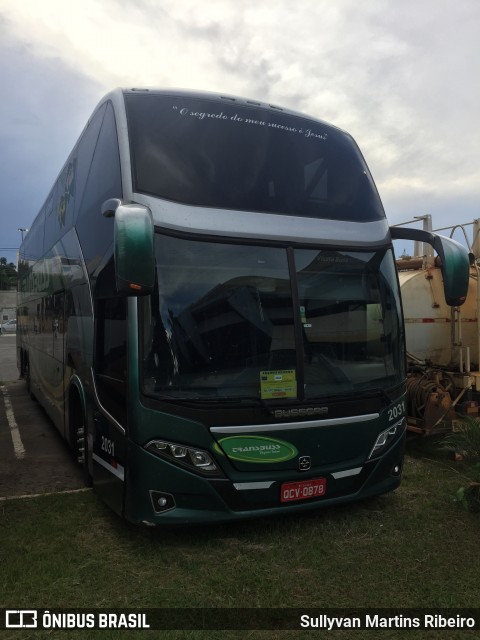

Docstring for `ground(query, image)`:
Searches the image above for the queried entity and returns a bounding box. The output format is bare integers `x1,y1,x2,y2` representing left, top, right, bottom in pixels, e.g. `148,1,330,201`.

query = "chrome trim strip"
233,481,275,491
92,453,125,481
210,413,379,434
332,467,363,479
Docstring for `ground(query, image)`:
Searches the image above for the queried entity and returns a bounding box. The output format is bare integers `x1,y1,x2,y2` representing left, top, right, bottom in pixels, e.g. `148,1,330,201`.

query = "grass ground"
1,439,479,640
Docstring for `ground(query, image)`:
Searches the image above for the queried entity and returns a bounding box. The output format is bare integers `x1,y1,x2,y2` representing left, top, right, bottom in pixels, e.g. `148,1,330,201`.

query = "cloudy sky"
1,0,479,263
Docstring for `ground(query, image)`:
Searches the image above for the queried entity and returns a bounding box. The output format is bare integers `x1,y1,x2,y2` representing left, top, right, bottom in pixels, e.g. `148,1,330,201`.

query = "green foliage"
442,416,480,459
0,256,18,290
456,482,480,512
442,417,480,511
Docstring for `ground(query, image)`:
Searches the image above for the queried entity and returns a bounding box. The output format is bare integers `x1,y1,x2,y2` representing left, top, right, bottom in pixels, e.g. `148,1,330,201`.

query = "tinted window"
294,248,405,398
141,235,403,403
20,106,105,268
21,213,45,265
96,297,127,379
76,102,122,273
125,93,384,222
44,158,77,252
95,295,127,424
142,236,294,400
74,104,105,221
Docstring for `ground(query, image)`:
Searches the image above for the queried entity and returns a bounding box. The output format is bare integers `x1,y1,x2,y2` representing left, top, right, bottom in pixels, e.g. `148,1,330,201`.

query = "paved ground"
0,334,85,498
0,333,19,383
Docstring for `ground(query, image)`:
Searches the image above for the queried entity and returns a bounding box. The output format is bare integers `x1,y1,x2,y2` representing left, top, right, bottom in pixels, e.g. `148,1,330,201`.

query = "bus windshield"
141,234,405,403
125,93,385,222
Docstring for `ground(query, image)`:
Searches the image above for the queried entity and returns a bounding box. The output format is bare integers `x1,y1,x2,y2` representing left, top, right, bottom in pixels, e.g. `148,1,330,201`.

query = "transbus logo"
218,436,298,463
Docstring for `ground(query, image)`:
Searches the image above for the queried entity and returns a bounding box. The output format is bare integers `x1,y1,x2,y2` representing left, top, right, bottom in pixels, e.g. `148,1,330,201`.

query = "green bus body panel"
17,228,94,443
127,391,404,475
123,433,404,525
390,227,470,306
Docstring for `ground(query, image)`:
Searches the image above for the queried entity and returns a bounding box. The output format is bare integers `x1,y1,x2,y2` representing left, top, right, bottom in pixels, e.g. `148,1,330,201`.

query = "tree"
0,257,18,290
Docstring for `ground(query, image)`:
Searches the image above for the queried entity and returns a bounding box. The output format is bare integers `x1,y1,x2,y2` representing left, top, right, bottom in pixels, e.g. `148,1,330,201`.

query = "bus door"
92,295,128,515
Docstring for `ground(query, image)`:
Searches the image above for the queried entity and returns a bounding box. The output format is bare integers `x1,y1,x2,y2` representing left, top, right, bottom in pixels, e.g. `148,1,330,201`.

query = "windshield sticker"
172,105,328,140
300,308,312,329
260,370,297,400
218,435,298,463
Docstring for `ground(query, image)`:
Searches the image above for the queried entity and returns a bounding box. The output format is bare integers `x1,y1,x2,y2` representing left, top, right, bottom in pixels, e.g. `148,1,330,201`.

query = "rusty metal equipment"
406,367,457,434
396,218,480,435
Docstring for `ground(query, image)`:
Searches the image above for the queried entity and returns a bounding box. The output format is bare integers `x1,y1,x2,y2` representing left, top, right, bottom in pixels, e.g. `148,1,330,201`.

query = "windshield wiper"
305,387,393,406
151,390,276,412
354,387,394,405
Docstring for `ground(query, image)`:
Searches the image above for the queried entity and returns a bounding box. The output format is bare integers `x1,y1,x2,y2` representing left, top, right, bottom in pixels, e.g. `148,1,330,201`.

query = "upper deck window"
125,93,385,222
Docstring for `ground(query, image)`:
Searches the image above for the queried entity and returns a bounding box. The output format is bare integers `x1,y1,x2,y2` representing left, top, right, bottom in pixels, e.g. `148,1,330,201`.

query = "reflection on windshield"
141,235,404,402
125,93,385,222
295,248,404,400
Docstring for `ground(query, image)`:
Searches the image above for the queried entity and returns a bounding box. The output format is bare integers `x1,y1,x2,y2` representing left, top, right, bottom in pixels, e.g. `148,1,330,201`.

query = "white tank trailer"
396,217,480,434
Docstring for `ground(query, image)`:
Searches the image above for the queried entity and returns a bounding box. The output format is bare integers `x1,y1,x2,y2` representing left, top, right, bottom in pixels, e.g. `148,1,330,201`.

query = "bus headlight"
145,439,224,477
368,418,405,460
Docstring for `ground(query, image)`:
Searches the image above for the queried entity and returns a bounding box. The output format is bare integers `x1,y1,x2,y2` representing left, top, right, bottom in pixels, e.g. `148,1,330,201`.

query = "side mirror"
113,203,155,296
390,226,469,306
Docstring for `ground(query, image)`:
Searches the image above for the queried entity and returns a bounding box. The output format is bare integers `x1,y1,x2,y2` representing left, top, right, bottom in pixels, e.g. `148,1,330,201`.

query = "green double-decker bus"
17,89,469,524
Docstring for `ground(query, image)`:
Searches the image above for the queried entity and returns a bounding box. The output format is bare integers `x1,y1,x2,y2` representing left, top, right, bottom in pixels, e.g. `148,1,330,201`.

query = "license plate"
280,477,326,503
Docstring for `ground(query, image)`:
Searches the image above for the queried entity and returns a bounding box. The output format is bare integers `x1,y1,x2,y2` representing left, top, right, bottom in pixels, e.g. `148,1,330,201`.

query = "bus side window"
95,296,127,426
76,101,122,274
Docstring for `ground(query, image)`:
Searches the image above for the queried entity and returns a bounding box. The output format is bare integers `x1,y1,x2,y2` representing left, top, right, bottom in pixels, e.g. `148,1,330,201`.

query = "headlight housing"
145,439,224,477
368,418,405,460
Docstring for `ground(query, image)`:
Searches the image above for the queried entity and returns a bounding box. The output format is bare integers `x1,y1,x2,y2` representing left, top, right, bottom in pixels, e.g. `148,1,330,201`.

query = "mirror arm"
390,226,450,264
102,198,123,218
390,226,469,307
